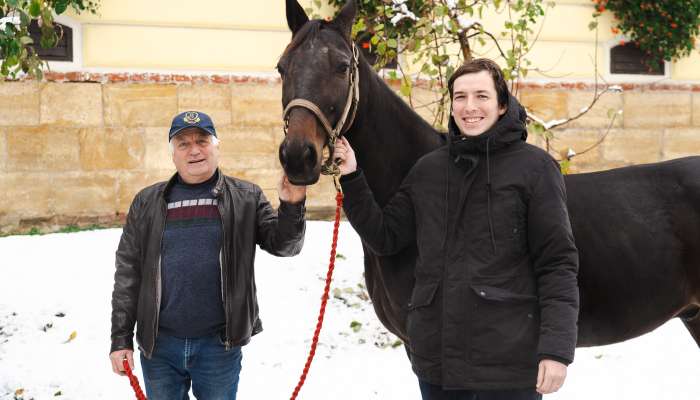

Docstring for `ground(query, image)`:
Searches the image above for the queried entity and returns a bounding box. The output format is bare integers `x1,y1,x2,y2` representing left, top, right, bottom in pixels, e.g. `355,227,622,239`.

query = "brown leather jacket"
110,170,305,358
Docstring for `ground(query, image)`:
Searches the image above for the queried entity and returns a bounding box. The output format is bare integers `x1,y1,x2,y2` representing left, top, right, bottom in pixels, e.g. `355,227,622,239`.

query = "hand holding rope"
123,357,147,400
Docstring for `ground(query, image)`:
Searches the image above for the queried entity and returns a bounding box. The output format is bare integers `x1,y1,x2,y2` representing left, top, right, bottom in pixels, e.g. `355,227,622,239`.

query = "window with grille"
610,42,664,75
28,20,73,62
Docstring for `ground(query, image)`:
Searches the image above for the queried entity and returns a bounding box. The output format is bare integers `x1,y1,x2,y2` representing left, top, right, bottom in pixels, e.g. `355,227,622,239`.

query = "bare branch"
466,27,508,60
572,111,620,158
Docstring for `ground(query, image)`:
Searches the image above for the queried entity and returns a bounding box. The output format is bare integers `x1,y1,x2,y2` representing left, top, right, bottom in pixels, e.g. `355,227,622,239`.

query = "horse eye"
336,63,350,73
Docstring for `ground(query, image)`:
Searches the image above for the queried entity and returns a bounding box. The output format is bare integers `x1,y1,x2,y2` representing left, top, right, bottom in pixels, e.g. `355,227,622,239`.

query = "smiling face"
171,128,219,184
451,70,507,137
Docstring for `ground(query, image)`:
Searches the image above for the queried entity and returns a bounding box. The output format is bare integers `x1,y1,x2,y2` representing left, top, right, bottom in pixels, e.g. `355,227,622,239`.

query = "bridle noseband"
283,42,360,176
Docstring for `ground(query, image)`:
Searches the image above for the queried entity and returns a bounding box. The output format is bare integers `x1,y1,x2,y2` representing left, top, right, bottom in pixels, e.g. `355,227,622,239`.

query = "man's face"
451,70,507,137
171,128,219,184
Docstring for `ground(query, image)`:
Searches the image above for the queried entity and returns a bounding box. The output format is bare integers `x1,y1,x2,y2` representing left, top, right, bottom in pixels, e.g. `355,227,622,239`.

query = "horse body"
279,0,700,348
567,159,700,346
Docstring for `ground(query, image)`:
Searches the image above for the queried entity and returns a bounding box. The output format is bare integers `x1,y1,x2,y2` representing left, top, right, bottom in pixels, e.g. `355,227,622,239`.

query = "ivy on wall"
593,0,700,69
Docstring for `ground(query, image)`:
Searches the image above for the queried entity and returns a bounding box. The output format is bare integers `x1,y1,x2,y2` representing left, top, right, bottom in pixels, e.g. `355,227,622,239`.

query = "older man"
109,110,306,399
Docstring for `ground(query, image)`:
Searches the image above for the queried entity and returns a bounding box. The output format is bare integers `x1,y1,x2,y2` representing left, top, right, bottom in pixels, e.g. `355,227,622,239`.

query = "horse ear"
334,0,357,39
286,0,309,35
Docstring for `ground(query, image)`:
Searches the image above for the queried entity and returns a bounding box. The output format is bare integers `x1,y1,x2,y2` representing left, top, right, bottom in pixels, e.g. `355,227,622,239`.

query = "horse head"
278,0,358,185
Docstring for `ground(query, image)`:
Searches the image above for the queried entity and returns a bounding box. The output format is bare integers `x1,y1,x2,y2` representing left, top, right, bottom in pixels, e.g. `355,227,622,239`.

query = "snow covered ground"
0,221,698,400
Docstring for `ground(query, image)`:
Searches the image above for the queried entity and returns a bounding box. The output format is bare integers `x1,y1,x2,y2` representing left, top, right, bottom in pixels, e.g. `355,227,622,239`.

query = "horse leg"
680,305,700,347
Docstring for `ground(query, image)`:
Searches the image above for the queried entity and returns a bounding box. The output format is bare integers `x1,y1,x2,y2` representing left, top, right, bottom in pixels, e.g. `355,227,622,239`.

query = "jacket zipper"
217,196,231,351
152,200,166,356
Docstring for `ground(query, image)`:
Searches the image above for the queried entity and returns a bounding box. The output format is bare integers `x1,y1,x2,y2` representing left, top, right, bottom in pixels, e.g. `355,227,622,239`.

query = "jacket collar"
160,168,224,199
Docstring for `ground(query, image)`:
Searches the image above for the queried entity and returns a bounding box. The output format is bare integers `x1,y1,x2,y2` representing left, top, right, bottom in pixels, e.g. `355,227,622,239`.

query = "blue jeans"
140,333,242,400
419,381,542,400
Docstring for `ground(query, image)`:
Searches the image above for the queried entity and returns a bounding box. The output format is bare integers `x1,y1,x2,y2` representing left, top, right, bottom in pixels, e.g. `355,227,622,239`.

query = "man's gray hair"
169,135,220,154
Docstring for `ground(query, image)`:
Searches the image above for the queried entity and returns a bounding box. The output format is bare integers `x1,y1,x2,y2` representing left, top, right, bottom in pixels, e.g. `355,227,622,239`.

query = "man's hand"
110,349,134,376
332,137,357,176
536,359,567,394
279,175,306,204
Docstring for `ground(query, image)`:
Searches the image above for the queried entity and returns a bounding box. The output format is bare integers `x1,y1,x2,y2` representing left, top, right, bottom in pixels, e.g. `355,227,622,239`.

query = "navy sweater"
158,172,225,338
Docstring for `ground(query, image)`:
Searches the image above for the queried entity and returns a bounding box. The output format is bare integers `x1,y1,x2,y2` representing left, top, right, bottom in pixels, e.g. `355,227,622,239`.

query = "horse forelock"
282,20,322,60
282,19,353,61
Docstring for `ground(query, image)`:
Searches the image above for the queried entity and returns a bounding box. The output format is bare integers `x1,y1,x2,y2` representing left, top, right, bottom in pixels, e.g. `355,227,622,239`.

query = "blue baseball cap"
168,111,217,141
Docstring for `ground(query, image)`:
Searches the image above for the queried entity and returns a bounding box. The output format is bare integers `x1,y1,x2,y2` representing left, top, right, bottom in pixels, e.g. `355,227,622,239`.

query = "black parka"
110,170,306,358
340,95,579,390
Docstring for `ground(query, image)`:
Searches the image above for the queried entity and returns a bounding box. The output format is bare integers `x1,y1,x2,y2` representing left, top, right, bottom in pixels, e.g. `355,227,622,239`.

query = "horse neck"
347,59,444,205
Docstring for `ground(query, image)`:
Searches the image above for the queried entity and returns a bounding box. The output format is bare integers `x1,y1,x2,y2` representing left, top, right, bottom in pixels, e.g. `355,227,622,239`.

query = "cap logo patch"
183,111,201,124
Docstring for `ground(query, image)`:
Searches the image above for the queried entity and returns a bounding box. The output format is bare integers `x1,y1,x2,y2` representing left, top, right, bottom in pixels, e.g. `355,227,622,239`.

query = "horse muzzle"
279,136,322,185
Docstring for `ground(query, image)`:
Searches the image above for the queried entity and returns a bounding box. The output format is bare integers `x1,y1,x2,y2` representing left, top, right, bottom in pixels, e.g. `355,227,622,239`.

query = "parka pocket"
469,284,539,367
407,281,440,310
406,282,441,370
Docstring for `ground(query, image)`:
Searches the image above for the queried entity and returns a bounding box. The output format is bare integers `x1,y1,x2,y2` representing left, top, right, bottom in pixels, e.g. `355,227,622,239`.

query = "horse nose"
279,143,289,168
303,143,316,170
278,139,317,172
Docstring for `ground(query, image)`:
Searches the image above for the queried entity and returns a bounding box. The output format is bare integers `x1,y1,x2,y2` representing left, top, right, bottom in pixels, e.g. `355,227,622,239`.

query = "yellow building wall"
63,0,700,80
69,0,307,72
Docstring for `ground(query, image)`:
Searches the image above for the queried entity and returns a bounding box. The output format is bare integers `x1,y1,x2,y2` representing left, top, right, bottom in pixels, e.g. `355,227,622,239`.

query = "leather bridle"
282,42,360,176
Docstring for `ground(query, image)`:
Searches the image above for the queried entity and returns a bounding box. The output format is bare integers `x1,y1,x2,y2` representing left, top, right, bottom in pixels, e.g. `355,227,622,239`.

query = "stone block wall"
1,74,699,234
0,73,341,234
520,83,700,173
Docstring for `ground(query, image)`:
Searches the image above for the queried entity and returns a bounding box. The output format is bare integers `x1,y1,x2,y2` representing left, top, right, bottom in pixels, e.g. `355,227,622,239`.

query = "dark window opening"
610,42,664,75
28,20,73,62
356,31,397,70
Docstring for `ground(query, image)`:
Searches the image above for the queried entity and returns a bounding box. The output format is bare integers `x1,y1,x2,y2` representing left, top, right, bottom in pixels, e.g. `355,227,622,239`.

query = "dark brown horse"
278,0,700,349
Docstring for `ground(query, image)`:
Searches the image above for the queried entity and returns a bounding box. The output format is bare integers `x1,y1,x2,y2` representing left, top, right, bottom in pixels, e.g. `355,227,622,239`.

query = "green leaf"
5,54,18,66
19,10,30,26
350,321,362,332
41,6,53,27
19,35,33,45
377,41,386,55
370,34,379,45
400,79,412,97
387,38,398,48
40,32,57,49
560,160,571,175
588,20,598,31
29,0,41,17
528,121,545,136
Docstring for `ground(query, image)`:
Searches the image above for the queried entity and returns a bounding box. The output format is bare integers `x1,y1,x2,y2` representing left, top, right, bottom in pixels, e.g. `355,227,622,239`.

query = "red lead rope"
289,191,344,400
122,358,147,400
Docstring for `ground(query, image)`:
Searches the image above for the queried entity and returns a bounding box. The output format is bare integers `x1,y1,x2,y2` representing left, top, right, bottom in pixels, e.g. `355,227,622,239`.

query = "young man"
109,111,307,399
333,59,579,400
